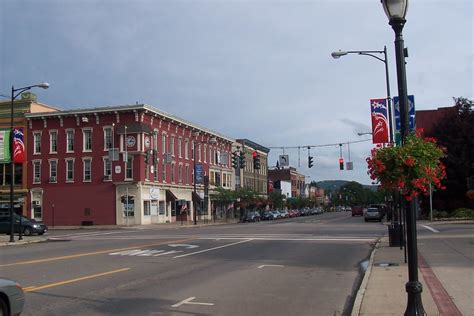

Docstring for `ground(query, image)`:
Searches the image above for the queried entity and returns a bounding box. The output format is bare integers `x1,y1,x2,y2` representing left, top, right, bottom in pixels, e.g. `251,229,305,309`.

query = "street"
1,212,386,316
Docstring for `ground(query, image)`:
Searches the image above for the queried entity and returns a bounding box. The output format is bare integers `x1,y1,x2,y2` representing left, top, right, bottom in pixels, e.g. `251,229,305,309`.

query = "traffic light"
232,151,239,169
308,156,314,168
239,152,246,169
339,158,344,170
253,151,261,170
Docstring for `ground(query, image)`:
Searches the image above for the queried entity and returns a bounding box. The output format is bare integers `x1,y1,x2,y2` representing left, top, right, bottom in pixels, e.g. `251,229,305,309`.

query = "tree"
432,97,474,210
269,191,285,209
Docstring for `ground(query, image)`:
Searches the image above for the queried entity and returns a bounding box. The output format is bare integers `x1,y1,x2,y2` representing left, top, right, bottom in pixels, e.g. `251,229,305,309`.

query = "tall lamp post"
192,132,216,225
331,47,393,143
9,82,49,242
381,1,425,315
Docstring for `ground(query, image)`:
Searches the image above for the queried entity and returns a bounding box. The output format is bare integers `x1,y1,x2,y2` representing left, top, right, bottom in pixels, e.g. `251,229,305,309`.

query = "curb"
351,237,382,316
0,238,47,247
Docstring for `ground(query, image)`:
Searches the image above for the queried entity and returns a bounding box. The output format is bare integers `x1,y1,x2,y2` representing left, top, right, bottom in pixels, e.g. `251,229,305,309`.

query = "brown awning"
166,189,177,201
192,191,203,203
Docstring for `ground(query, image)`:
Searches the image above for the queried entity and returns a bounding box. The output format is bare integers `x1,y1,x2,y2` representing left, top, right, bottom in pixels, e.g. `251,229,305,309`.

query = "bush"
432,210,449,218
450,208,474,219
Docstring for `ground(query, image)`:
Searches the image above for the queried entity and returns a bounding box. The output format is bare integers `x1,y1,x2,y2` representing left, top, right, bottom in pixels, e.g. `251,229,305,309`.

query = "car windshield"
367,208,379,213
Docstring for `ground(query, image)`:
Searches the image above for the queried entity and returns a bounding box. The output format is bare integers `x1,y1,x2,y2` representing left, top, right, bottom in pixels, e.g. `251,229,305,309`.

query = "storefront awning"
166,189,177,201
192,191,203,203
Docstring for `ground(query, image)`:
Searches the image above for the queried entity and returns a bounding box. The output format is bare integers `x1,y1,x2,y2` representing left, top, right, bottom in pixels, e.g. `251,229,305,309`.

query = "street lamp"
9,82,49,242
331,47,393,144
192,132,217,225
381,1,425,315
357,132,373,136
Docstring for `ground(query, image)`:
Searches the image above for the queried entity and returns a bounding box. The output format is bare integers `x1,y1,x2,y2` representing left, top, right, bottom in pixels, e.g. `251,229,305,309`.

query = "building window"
171,163,175,183
66,130,74,152
103,157,112,180
83,158,92,182
66,159,74,182
178,138,182,158
185,165,189,184
204,145,207,163
185,140,189,159
162,160,166,182
49,160,58,182
104,127,113,150
191,142,195,160
126,156,133,180
170,136,175,156
50,130,58,153
33,132,41,154
144,201,151,216
198,144,202,162
33,161,41,183
14,164,22,185
162,134,167,154
83,129,92,152
178,164,183,183
215,171,221,187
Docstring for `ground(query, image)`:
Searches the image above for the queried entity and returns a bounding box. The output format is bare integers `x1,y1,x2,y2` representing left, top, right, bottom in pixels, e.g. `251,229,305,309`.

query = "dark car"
260,211,273,221
352,206,365,217
0,214,48,236
243,211,261,222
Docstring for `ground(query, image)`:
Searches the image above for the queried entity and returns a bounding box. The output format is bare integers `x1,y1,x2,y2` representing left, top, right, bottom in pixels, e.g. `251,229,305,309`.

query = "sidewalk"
353,236,456,316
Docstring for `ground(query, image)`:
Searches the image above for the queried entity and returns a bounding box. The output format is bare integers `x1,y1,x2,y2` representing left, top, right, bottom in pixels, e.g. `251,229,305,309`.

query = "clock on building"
126,135,136,147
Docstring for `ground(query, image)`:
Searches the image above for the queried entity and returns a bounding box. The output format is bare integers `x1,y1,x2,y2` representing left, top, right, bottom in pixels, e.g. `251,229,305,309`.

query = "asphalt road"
1,212,387,316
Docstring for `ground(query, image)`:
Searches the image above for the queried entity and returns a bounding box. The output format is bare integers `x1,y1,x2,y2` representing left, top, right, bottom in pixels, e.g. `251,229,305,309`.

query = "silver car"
0,278,24,316
364,207,383,222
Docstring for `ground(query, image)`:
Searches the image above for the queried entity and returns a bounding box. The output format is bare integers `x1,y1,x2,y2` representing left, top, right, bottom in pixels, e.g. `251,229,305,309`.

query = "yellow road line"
24,268,130,292
0,237,195,267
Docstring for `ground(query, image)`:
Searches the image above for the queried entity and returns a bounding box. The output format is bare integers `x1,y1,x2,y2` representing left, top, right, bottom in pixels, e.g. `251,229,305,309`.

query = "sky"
1,0,472,185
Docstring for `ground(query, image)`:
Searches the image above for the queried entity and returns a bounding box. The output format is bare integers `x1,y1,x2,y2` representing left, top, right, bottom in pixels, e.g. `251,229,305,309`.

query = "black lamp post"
9,82,49,243
192,132,216,225
331,47,393,143
381,1,426,315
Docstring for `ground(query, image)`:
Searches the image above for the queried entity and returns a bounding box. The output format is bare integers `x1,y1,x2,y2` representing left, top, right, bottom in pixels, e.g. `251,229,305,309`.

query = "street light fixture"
9,82,49,242
192,132,217,225
357,132,373,136
381,1,425,315
331,47,393,144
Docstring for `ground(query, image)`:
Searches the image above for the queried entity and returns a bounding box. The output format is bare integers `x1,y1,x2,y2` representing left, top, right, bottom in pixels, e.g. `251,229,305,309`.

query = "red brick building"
25,104,234,226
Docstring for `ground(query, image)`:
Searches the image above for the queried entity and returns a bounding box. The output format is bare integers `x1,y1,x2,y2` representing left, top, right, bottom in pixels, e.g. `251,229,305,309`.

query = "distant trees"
432,97,473,210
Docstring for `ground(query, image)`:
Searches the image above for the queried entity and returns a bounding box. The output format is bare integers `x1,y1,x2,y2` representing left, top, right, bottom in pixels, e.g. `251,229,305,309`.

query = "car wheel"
0,296,8,316
38,232,45,235
23,227,32,236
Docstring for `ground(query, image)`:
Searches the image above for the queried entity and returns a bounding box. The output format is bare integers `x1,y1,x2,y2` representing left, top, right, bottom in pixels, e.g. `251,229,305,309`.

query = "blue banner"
393,95,416,132
195,164,204,184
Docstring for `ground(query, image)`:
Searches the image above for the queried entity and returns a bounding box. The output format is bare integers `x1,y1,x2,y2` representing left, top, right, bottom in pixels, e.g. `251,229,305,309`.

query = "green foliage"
450,208,474,218
210,187,235,206
269,191,285,209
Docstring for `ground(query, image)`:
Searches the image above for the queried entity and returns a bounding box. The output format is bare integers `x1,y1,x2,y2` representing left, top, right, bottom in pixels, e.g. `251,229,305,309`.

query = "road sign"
346,161,353,170
279,154,289,166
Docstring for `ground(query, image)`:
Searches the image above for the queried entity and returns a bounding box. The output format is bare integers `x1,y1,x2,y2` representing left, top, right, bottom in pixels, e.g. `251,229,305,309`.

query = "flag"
13,127,26,163
0,129,11,163
370,98,389,144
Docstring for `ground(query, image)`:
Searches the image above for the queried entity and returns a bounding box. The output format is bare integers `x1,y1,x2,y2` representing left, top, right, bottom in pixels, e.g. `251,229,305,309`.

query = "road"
1,212,387,316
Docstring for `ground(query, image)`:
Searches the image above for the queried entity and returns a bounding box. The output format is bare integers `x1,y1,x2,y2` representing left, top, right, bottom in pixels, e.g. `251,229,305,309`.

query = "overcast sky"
1,0,472,185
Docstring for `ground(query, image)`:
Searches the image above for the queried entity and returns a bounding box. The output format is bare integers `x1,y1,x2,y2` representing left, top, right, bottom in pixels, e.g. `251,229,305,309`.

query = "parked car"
364,207,383,222
243,211,261,222
288,210,298,218
260,211,273,221
279,210,289,218
0,278,24,316
0,213,48,236
351,206,365,217
271,210,282,219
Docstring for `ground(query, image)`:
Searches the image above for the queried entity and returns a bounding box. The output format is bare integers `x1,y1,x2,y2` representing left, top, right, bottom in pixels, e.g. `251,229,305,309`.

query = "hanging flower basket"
366,133,446,201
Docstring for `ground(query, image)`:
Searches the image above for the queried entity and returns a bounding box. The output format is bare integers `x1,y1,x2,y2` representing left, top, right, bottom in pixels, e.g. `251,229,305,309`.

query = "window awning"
166,189,178,201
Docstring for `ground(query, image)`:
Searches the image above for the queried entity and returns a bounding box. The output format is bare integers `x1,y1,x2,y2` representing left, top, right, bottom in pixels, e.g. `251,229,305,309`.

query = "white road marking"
173,239,252,258
258,264,284,269
168,244,199,249
172,297,214,308
198,237,376,242
420,225,440,233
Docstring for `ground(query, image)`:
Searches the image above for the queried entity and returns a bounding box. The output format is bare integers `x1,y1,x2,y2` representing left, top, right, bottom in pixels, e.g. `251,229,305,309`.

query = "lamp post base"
404,281,426,316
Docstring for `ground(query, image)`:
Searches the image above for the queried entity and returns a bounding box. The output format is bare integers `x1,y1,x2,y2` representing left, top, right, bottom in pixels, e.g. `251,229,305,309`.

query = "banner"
370,98,389,144
0,129,11,163
13,127,26,163
393,95,416,144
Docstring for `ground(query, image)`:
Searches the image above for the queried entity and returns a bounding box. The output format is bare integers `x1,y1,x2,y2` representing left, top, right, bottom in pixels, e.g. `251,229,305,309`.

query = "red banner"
370,99,389,144
13,127,26,163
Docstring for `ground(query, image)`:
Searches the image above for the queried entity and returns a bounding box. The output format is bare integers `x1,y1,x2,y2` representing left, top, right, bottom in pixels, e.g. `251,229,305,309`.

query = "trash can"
388,223,404,247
